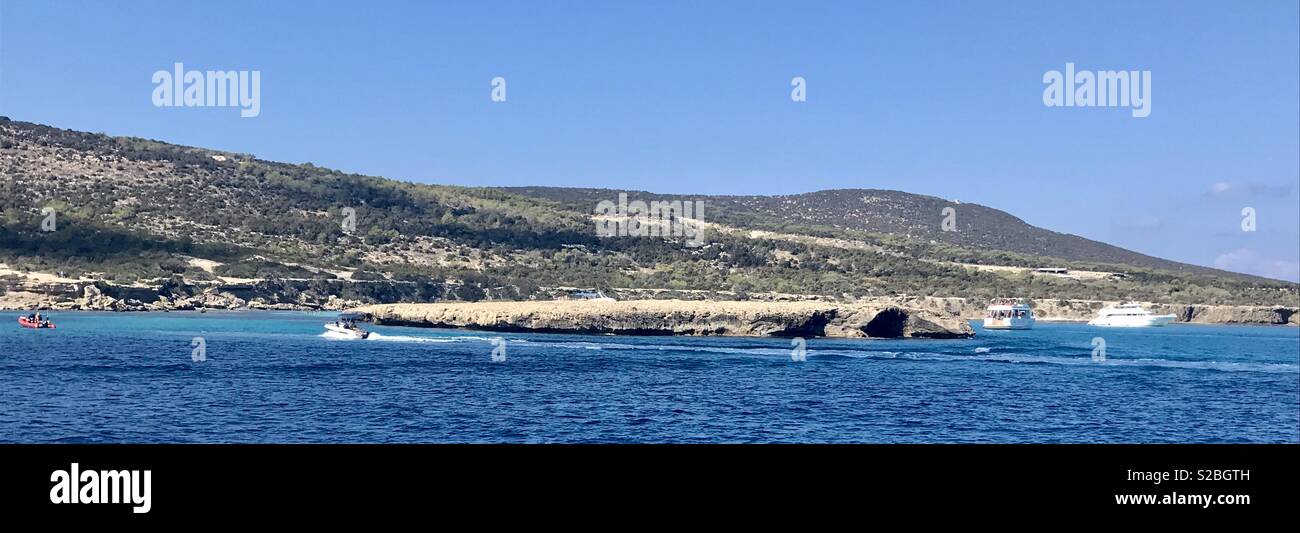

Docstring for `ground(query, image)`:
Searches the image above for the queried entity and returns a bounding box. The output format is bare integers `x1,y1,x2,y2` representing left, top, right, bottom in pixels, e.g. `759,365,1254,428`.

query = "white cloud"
1213,249,1300,282
1116,214,1163,231
1206,181,1294,199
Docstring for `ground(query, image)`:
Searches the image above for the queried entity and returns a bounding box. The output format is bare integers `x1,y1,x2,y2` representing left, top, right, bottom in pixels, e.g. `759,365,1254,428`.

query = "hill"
1,117,1295,312
505,187,1247,278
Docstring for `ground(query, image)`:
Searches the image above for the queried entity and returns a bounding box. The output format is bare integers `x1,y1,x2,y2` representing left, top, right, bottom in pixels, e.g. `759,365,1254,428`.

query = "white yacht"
983,298,1035,330
1087,302,1176,327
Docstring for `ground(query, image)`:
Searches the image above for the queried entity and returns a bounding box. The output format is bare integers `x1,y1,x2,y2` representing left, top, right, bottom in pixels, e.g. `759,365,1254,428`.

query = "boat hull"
324,323,370,339
982,317,1035,330
17,317,55,329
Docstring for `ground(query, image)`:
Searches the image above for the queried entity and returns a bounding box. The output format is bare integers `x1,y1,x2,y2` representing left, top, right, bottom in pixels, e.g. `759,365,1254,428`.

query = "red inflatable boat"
17,316,55,329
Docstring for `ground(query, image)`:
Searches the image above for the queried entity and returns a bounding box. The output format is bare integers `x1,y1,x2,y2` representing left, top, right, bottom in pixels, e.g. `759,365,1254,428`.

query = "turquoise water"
1,310,1296,443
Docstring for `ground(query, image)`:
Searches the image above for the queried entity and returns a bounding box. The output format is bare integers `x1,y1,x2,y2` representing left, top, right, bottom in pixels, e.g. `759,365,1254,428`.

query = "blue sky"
2,0,1297,280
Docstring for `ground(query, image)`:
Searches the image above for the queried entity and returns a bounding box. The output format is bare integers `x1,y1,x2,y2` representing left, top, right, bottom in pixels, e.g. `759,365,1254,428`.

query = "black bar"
1,444,1292,521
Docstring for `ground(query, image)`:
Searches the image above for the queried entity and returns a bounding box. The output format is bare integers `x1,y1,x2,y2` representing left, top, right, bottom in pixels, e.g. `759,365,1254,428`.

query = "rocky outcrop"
74,284,128,311
350,300,975,339
1154,304,1296,326
1,277,371,311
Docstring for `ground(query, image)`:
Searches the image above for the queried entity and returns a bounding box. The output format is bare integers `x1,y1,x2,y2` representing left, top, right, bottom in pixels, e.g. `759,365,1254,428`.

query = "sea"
1,310,1296,443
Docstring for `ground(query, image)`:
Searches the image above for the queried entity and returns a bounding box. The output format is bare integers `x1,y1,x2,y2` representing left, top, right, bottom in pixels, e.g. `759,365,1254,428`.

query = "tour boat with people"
983,298,1035,330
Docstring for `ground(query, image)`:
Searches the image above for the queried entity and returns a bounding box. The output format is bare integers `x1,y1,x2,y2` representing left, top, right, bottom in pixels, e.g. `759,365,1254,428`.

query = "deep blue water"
1,310,1296,443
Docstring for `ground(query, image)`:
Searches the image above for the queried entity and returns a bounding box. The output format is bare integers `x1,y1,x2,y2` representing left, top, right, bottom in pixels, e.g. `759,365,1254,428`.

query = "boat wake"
909,351,1298,373
317,330,1296,373
364,332,495,343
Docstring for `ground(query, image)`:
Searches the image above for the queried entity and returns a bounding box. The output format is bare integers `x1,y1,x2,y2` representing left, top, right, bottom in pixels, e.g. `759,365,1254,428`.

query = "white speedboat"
983,298,1035,330
324,322,369,339
324,313,370,339
1088,302,1176,327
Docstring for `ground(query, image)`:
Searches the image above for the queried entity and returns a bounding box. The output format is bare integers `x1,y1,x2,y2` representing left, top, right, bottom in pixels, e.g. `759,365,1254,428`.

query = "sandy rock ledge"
350,300,975,339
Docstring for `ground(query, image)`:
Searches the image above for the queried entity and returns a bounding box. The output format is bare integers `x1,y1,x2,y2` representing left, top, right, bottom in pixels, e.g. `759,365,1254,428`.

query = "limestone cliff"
350,300,976,339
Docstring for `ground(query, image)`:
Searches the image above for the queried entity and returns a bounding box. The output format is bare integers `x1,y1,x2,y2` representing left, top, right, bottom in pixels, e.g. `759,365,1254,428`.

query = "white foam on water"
806,350,901,359
547,342,612,350
365,332,469,343
1105,357,1297,373
323,330,1298,374
946,351,1298,373
516,340,775,355
320,331,478,343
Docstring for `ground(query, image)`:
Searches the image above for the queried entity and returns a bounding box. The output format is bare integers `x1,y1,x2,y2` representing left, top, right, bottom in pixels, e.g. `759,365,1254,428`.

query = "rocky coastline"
350,300,976,339
0,278,366,312
2,276,1294,328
